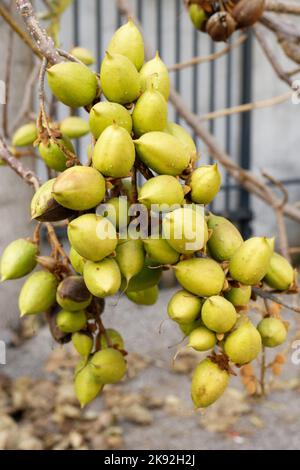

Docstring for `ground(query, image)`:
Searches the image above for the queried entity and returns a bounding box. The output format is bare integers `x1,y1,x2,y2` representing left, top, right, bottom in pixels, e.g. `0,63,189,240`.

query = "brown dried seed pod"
206,11,236,42
233,0,265,28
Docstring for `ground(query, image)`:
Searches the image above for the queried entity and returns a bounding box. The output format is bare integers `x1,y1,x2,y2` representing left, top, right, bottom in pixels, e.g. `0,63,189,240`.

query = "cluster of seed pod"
1,18,296,409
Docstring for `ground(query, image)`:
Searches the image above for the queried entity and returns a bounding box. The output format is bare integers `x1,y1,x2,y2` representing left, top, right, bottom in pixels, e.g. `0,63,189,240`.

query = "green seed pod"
100,328,125,350
175,258,225,297
89,102,132,140
224,320,262,365
107,19,144,71
264,252,294,291
83,258,121,297
167,289,202,324
125,259,162,293
68,213,118,262
70,46,95,65
207,214,243,262
12,123,37,147
132,87,167,137
100,52,141,104
56,275,92,311
138,175,184,209
191,359,229,408
31,178,74,222
18,271,58,316
72,331,93,356
163,207,208,254
224,285,252,306
103,197,129,231
47,62,98,108
74,364,103,408
257,317,287,348
53,166,105,210
56,308,87,333
188,327,217,352
74,358,86,376
229,237,275,286
190,164,221,205
90,348,126,383
201,296,237,333
165,122,197,162
116,239,145,284
179,319,202,336
39,135,75,172
1,239,38,281
189,4,207,30
143,238,180,265
126,285,159,306
92,124,135,177
140,52,170,100
134,132,190,176
69,247,86,275
59,116,90,138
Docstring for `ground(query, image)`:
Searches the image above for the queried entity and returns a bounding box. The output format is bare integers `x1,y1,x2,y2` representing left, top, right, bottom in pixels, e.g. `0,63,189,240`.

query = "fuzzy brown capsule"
206,11,236,42
233,0,265,28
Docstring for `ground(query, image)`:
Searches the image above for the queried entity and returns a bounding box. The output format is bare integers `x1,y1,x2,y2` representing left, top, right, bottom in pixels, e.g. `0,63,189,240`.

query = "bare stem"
253,287,300,313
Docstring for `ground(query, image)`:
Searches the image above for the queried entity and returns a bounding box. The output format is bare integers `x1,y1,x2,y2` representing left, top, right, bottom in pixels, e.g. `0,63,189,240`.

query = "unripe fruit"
191,359,229,408
1,239,38,281
201,296,237,333
53,166,105,210
190,164,221,205
138,175,184,210
134,132,190,176
257,317,287,348
69,247,86,275
189,5,207,30
68,214,118,262
126,285,159,306
224,320,262,364
132,87,167,137
31,179,74,222
12,123,37,147
18,271,58,316
125,260,162,293
59,116,90,138
143,238,180,265
207,214,243,261
175,258,225,297
92,124,135,177
83,258,121,297
224,285,251,306
180,319,202,336
140,52,170,100
90,348,126,383
100,329,124,350
39,135,74,172
56,276,92,311
72,331,93,356
47,62,98,108
116,239,145,284
100,52,141,104
103,197,129,232
188,326,216,352
56,308,87,333
89,102,132,140
165,122,197,162
74,364,103,408
107,19,144,71
264,252,294,291
167,290,202,324
70,46,95,65
229,237,274,285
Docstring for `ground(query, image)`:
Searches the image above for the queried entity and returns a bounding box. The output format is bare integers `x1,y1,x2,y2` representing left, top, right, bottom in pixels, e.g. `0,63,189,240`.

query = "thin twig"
265,1,300,15
3,14,13,138
260,13,300,41
11,63,40,132
253,287,300,313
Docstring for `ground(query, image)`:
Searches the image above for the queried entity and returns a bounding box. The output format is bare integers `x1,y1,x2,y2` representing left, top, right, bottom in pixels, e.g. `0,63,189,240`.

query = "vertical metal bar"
117,5,122,28
156,0,162,53
137,0,143,22
175,0,181,123
209,40,216,210
225,38,232,216
192,28,199,145
73,0,80,156
96,0,102,71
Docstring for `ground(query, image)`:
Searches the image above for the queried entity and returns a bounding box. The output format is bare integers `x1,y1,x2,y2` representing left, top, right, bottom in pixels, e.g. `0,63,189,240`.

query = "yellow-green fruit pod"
47,62,98,108
134,132,190,176
18,271,58,316
224,320,262,365
12,123,37,147
116,239,145,284
229,237,274,286
92,124,135,178
257,317,287,348
69,247,86,275
132,88,167,137
53,166,105,210
83,258,121,298
60,116,90,138
31,178,74,222
224,285,251,307
107,19,144,71
189,4,207,30
39,135,74,172
163,207,208,254
68,213,118,262
74,364,103,408
143,238,180,265
126,285,159,306
1,239,38,281
56,308,87,333
89,102,132,140
180,319,202,336
70,46,95,65
100,329,125,350
165,122,197,162
175,258,225,297
100,52,141,104
190,164,221,205
138,175,184,210
191,359,229,408
125,259,162,293
167,289,202,324
90,348,126,384
207,214,243,261
140,52,170,100
201,296,237,333
188,327,216,352
264,252,294,291
103,197,129,231
72,331,93,356
56,275,92,311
